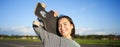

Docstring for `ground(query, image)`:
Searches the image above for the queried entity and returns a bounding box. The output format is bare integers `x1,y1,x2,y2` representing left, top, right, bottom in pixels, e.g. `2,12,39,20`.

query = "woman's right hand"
33,20,40,27
33,20,44,27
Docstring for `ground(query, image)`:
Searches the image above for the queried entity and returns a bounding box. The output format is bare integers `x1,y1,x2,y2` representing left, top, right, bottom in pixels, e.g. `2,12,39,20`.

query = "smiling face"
58,18,73,38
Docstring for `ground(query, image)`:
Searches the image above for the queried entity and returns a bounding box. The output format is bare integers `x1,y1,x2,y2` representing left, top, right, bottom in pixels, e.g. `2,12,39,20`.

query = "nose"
60,24,65,31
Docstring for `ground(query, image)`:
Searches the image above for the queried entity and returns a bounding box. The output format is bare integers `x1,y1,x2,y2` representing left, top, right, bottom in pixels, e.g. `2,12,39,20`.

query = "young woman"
33,15,80,47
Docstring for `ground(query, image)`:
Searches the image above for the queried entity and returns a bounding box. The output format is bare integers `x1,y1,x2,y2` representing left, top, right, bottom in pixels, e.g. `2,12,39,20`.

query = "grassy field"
0,38,120,47
75,38,120,47
0,39,41,42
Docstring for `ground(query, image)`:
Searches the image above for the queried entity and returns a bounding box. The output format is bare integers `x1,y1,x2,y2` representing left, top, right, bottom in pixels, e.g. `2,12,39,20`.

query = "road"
0,40,42,47
0,40,112,47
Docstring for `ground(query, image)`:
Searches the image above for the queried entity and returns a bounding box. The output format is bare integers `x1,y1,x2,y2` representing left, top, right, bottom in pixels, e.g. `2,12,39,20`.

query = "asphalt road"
0,40,42,47
0,40,112,47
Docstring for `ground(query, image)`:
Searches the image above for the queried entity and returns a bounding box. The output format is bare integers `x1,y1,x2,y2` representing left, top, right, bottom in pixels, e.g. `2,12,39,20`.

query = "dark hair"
57,15,75,38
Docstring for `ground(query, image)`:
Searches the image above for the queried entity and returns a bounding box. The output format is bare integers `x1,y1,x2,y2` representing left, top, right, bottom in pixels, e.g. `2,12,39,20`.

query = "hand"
33,20,40,27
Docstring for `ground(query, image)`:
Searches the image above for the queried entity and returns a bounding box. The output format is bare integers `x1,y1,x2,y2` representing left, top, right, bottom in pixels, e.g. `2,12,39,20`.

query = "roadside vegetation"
0,34,120,47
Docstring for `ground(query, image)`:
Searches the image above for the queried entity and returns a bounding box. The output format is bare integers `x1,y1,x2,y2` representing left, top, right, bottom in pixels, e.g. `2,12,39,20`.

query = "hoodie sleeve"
33,25,48,41
33,25,61,47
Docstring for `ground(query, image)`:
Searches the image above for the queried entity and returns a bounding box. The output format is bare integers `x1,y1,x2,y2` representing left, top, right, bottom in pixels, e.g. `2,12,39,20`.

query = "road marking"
0,42,25,47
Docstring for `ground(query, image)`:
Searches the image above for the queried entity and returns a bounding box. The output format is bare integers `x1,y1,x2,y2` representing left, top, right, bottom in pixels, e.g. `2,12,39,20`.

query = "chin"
62,34,68,37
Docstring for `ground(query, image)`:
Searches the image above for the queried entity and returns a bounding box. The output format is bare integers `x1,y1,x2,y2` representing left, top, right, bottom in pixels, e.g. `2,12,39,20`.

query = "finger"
33,20,40,26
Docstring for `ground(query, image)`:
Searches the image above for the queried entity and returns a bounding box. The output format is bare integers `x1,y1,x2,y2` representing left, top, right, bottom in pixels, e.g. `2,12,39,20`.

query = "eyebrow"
64,22,67,23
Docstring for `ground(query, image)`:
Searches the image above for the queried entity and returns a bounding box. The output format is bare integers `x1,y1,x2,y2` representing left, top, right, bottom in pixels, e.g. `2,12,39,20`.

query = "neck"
63,35,72,40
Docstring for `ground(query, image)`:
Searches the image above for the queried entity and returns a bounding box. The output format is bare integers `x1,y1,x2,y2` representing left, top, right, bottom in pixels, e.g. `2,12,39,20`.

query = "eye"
64,23,67,26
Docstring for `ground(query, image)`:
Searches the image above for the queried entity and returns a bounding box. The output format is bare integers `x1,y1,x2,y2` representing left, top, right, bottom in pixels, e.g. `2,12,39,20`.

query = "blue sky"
0,0,120,36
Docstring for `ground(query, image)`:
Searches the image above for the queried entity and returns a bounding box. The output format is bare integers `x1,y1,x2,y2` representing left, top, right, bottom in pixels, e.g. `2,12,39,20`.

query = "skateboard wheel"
41,3,46,9
53,10,58,17
49,10,58,17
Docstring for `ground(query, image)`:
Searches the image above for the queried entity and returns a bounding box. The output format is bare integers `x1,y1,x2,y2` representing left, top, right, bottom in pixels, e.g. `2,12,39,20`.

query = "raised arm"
33,20,61,47
33,20,48,41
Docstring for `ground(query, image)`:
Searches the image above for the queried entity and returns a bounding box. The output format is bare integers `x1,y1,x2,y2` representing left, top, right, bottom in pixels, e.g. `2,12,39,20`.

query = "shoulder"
61,37,81,47
72,40,81,47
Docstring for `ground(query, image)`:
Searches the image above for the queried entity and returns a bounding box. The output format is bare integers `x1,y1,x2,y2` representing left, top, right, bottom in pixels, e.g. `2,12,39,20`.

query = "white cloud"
0,26,119,36
76,28,119,35
0,26,36,36
76,28,94,35
92,32,107,35
11,26,32,33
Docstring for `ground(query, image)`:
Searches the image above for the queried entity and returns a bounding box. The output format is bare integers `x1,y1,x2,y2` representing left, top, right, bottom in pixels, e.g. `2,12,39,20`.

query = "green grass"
0,39,41,42
1,38,120,46
75,38,120,47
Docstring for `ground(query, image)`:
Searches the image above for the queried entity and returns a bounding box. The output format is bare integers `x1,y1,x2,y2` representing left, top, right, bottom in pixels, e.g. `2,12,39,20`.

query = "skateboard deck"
34,2,57,34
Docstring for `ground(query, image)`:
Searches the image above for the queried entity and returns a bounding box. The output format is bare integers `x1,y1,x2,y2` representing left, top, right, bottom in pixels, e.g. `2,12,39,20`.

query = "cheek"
58,27,60,31
66,25,73,33
65,25,71,30
58,27,62,33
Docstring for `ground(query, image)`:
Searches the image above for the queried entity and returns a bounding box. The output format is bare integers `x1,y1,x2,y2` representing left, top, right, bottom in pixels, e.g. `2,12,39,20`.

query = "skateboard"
34,2,57,34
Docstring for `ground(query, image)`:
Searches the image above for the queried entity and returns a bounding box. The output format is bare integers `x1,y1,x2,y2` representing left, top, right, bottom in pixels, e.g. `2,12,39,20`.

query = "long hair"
57,15,75,38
